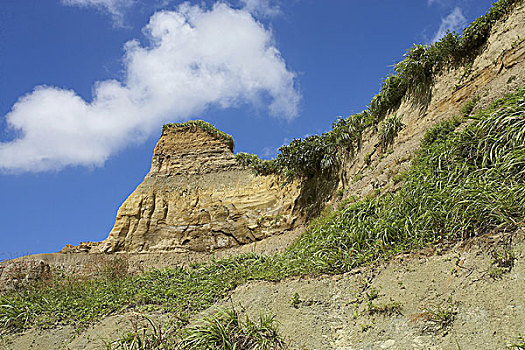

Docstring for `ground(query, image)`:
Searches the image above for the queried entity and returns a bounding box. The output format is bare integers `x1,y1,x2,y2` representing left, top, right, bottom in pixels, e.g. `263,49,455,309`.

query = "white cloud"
240,0,281,18
432,7,467,43
61,0,135,25
0,3,300,173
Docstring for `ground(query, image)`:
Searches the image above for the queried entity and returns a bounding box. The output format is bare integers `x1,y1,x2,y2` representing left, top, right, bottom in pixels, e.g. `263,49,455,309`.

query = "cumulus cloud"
0,3,300,173
240,0,281,17
432,7,467,43
62,0,135,25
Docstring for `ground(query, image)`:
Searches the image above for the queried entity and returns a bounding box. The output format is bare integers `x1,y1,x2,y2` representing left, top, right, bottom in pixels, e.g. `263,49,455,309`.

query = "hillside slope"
1,1,525,350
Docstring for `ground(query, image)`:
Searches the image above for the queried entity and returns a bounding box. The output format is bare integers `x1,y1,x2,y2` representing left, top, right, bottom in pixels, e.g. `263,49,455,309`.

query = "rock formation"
97,121,301,253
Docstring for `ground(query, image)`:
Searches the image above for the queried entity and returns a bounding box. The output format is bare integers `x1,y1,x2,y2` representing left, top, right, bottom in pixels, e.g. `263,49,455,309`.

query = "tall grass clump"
180,308,284,350
379,115,404,150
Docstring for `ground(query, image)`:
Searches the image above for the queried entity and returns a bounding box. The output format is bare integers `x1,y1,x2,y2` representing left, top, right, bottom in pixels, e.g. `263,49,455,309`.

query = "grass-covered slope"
1,87,524,336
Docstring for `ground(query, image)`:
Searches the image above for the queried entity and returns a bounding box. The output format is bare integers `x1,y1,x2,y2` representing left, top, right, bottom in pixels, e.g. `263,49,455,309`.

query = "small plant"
105,313,171,350
379,115,404,151
360,323,373,332
353,174,365,183
367,300,402,316
507,75,517,84
392,170,409,184
364,150,374,165
179,308,284,350
509,335,525,349
0,300,33,331
365,287,379,301
460,95,480,117
489,247,516,278
291,292,301,309
412,301,457,333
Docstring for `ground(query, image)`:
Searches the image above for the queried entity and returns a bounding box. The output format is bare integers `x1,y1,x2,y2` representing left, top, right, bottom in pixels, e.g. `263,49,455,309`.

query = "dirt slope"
2,231,523,349
218,231,525,350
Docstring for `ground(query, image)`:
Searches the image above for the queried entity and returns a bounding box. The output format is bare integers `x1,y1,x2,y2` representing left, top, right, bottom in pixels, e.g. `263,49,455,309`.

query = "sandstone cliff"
97,122,301,253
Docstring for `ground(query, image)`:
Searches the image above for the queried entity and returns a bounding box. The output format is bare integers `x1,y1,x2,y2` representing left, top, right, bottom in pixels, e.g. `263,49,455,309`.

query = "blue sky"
0,0,494,259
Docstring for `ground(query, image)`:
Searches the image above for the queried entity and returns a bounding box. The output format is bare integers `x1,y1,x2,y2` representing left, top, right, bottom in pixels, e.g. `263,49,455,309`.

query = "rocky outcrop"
97,122,301,253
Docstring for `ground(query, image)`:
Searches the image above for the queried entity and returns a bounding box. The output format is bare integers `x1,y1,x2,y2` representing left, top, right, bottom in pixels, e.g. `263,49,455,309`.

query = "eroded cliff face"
337,2,525,201
97,124,301,253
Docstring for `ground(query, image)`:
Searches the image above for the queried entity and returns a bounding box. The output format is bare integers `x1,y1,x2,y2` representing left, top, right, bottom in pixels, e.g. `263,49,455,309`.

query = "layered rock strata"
97,122,301,253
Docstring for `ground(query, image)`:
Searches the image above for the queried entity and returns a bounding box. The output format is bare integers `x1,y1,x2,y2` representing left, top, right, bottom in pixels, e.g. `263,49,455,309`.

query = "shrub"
235,153,278,176
276,135,338,179
379,115,404,150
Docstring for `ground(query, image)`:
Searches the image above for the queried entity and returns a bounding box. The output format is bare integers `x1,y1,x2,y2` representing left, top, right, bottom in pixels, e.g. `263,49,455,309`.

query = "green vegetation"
489,247,516,278
104,308,283,350
163,120,235,151
106,314,171,350
180,308,284,350
366,301,402,316
235,153,278,176
509,336,525,349
369,0,521,120
378,115,403,150
237,0,521,180
460,95,480,117
2,0,525,342
1,88,524,337
414,301,457,333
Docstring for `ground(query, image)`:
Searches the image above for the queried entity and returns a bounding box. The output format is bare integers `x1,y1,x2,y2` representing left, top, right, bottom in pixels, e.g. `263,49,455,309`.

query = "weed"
179,308,284,350
460,95,480,117
364,151,374,165
360,323,373,332
412,301,457,333
508,75,518,84
367,301,402,316
365,287,379,301
489,247,516,278
379,115,404,151
291,292,301,309
105,313,172,350
509,335,525,349
392,170,409,184
353,174,365,183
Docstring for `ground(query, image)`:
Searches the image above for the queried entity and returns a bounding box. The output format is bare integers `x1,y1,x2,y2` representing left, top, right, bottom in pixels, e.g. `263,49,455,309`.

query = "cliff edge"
95,121,301,253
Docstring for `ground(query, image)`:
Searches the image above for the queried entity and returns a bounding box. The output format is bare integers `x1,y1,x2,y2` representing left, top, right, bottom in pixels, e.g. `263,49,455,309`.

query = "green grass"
238,0,522,181
379,115,404,151
180,308,284,350
1,89,524,335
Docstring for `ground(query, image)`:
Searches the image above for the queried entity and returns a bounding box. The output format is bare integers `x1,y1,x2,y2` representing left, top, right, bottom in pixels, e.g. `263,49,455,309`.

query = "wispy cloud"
432,6,467,43
61,0,135,25
240,0,281,18
0,3,300,173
